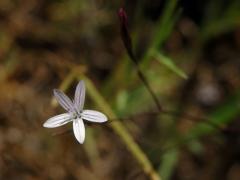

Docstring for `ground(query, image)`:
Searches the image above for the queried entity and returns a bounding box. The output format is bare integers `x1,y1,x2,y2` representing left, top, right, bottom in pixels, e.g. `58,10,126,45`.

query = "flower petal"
82,110,108,123
43,113,72,128
54,89,74,112
74,80,85,112
73,118,85,144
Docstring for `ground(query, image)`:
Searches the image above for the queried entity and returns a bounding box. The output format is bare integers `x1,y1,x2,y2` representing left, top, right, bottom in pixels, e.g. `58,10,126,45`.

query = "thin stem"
118,8,162,112
80,75,161,180
131,57,163,112
107,110,225,131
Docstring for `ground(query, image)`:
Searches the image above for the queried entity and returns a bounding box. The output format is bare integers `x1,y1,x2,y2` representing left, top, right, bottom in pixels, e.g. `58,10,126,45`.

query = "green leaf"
141,0,181,67
158,148,179,180
151,0,180,49
153,51,188,79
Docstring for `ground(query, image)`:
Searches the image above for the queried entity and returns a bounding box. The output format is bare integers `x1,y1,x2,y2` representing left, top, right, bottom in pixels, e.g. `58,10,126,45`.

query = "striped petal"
82,110,108,123
73,118,85,144
74,81,85,112
43,113,72,128
54,89,74,112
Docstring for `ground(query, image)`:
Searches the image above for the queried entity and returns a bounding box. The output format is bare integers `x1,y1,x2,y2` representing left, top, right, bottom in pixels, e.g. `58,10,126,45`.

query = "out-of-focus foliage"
0,0,240,179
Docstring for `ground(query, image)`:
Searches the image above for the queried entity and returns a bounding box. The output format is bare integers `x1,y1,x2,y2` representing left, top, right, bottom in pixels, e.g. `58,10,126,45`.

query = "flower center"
72,110,82,119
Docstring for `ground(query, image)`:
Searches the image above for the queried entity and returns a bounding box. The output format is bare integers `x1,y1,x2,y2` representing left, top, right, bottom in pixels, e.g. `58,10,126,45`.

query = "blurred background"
0,0,240,179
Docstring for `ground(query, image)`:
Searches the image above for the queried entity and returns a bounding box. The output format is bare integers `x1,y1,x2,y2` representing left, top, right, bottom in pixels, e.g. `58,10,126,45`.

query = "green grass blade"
185,91,240,140
153,51,188,79
158,148,179,180
152,2,181,49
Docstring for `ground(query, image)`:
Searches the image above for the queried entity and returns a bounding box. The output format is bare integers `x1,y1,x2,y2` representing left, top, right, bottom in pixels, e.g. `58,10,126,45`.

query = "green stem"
79,76,161,180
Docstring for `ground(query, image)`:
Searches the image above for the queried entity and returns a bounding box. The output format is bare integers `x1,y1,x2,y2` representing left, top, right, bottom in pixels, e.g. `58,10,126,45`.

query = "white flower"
43,80,108,144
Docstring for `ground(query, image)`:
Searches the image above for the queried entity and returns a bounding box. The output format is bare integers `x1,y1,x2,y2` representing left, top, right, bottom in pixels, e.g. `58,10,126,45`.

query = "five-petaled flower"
43,80,108,144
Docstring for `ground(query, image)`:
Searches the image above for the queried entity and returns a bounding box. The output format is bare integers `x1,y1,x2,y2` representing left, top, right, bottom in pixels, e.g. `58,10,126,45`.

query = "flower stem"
80,76,161,180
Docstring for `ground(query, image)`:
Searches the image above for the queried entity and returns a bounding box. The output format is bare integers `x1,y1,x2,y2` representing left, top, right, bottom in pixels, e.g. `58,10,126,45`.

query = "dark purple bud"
118,8,128,28
118,7,135,61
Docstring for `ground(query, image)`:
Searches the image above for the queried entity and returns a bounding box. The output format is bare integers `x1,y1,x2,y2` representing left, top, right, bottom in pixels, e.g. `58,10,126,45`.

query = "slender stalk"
131,56,163,112
108,110,224,131
79,76,161,180
118,8,162,112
